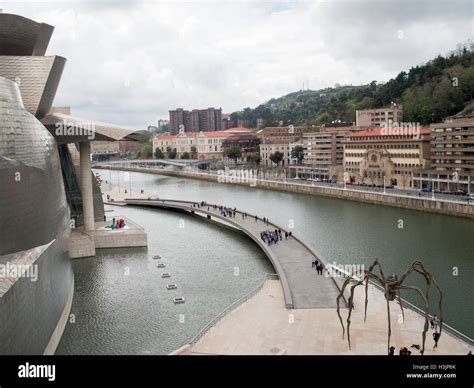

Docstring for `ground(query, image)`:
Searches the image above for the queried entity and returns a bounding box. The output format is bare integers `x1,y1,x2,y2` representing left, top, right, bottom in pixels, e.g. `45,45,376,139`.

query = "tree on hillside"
291,145,304,165
230,46,473,127
269,151,284,167
224,146,242,164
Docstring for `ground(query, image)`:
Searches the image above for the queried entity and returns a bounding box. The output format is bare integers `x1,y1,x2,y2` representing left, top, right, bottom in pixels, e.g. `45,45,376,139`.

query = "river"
56,170,474,354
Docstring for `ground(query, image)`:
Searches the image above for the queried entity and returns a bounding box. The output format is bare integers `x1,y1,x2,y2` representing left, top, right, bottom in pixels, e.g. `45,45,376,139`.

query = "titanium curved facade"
0,55,65,119
0,12,74,355
0,77,70,256
0,76,73,354
0,13,54,56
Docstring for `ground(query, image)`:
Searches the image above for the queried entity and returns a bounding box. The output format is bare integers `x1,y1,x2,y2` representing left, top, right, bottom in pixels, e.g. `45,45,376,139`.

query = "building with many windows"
256,126,308,143
260,141,301,167
344,127,431,188
169,107,222,134
222,132,260,163
356,104,403,128
153,131,230,160
291,130,350,181
412,116,474,193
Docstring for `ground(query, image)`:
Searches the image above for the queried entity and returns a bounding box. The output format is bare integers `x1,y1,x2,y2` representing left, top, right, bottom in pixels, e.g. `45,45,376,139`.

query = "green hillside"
231,41,474,128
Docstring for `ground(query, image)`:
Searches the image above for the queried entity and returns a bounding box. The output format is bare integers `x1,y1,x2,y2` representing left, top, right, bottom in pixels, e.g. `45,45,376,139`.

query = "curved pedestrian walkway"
125,198,344,309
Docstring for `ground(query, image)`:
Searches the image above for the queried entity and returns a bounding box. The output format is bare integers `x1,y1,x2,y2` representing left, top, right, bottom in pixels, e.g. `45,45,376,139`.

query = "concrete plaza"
189,280,472,355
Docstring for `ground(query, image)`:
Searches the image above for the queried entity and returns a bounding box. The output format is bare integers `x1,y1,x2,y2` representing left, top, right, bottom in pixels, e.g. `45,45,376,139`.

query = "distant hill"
231,41,474,128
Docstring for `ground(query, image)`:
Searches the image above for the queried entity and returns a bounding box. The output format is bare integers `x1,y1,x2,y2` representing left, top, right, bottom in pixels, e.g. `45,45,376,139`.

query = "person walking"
433,331,440,349
285,231,288,240
317,263,324,275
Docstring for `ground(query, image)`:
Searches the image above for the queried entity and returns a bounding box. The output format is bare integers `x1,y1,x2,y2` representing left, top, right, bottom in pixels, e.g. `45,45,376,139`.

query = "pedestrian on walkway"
433,331,440,349
285,231,288,240
317,263,324,275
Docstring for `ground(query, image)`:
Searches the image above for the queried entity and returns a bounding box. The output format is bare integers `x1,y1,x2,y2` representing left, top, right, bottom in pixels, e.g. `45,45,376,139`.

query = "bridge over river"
124,198,346,309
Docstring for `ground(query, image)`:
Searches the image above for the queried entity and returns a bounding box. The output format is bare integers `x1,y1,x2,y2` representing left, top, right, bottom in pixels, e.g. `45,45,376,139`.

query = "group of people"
191,201,207,209
260,228,290,246
430,315,441,349
110,217,126,230
312,259,324,275
218,206,237,218
388,318,442,355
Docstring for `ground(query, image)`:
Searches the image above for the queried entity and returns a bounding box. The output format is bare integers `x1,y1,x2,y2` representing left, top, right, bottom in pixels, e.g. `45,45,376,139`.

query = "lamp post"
432,177,435,200
383,175,386,195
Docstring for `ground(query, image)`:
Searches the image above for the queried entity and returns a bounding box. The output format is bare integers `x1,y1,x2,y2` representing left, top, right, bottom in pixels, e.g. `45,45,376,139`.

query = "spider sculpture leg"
364,259,387,322
398,285,429,355
396,289,405,322
384,285,392,352
336,276,354,340
397,261,444,353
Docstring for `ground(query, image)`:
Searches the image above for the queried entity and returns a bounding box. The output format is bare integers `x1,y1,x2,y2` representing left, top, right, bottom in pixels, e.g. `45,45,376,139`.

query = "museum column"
80,141,95,231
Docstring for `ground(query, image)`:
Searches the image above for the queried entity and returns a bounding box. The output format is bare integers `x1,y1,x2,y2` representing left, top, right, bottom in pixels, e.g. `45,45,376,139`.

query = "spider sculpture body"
336,260,442,355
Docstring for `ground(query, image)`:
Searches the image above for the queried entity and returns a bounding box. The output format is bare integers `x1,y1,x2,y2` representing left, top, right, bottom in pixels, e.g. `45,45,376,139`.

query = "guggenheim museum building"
0,12,145,354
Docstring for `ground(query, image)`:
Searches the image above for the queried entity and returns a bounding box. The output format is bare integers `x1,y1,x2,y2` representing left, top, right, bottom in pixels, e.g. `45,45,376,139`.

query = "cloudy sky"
3,0,473,128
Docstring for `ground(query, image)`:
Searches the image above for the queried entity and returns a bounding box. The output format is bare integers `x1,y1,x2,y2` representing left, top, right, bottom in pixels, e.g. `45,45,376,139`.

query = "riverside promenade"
124,198,344,309
188,279,473,355
94,164,474,219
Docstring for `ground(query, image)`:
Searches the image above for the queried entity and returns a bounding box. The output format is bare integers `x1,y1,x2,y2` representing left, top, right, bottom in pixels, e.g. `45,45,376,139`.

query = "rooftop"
349,127,431,138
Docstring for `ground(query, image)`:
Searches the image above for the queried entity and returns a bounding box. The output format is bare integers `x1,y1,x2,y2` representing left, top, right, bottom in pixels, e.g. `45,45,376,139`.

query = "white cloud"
3,0,472,127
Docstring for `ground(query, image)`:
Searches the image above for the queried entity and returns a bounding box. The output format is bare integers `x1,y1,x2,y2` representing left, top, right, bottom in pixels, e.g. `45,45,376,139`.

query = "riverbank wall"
94,166,474,220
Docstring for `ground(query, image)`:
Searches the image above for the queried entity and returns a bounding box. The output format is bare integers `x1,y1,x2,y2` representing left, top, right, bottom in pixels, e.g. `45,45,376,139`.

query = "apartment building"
412,116,474,192
356,104,403,128
260,141,301,167
169,107,222,134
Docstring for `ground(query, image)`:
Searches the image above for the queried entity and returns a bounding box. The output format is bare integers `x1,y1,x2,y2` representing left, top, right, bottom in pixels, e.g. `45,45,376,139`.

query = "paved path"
125,198,343,309
189,279,473,355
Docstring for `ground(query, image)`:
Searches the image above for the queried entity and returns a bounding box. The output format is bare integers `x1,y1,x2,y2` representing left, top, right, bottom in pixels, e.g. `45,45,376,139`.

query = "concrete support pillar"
80,141,95,231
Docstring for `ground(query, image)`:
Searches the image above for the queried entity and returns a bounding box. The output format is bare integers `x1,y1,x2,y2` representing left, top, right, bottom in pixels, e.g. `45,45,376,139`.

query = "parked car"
421,187,432,193
468,193,474,201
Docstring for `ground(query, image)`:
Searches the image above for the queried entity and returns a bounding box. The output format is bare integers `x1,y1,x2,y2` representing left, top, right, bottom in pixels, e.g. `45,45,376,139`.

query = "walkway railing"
188,273,279,347
327,264,474,347
96,163,473,206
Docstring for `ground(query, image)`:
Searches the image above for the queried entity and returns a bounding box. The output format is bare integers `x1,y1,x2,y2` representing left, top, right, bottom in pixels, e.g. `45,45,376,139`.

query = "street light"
383,175,386,195
432,177,435,200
